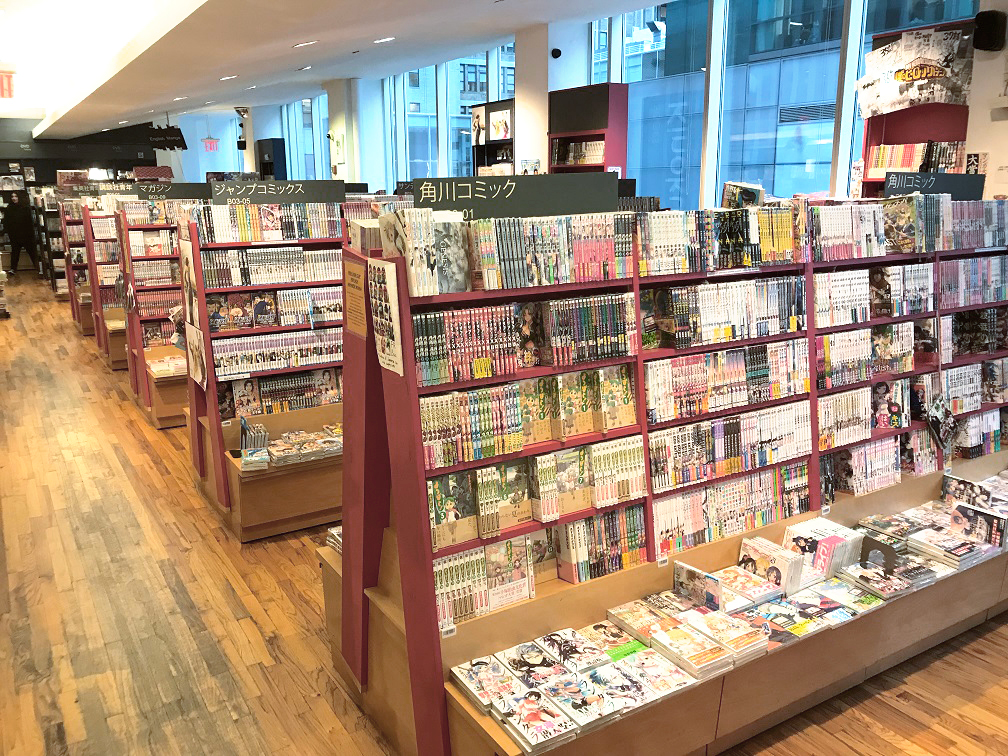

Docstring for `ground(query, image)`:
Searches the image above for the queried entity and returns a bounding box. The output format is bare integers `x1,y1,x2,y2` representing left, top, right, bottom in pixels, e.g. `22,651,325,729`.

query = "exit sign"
202,137,220,152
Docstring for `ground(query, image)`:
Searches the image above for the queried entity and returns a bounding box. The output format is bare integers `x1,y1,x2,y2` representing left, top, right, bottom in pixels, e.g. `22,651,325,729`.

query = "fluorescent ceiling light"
374,37,395,44
101,128,109,132
173,96,187,101
245,85,256,90
119,120,128,124
298,65,312,71
293,40,318,48
205,101,215,105
220,75,238,81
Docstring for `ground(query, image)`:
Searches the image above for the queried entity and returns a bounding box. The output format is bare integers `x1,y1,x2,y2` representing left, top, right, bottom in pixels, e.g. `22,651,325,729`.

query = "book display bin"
117,212,188,429
60,206,93,336
326,204,1008,755
181,213,347,542
548,83,628,177
472,98,515,176
82,206,128,370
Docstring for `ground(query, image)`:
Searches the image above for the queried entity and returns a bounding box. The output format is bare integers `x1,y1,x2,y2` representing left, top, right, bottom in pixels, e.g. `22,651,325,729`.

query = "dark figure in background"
2,192,38,275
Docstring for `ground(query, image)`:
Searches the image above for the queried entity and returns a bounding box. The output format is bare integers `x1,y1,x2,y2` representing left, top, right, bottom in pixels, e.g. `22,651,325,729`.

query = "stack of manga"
191,202,343,244
817,387,872,450
644,338,809,424
199,246,342,287
211,327,343,380
640,276,805,350
648,400,811,493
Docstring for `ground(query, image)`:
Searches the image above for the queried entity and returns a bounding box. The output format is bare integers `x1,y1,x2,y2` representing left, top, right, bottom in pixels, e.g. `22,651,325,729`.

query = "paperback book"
534,629,610,674
538,672,624,730
811,577,885,614
494,643,569,689
451,656,525,712
576,620,648,662
496,690,578,753
617,649,697,697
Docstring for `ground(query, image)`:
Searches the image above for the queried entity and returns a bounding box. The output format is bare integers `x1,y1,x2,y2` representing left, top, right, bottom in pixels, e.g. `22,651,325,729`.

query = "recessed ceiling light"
220,75,238,81
119,120,128,124
298,65,312,71
101,128,110,132
246,85,257,90
173,96,187,101
205,101,215,105
148,109,155,113
373,37,395,44
293,40,318,48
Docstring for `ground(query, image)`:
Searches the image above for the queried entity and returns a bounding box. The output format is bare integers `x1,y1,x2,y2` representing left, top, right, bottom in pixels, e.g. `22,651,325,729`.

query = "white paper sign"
367,258,404,377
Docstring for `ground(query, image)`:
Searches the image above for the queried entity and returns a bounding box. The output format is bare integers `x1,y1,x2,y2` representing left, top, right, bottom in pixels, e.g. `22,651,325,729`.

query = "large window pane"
447,52,488,177
406,65,437,180
592,19,609,83
500,43,515,98
718,0,844,198
622,6,665,83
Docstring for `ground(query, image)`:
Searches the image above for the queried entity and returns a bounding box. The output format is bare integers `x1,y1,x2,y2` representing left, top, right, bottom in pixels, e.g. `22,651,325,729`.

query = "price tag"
222,420,232,427
229,373,250,381
657,555,669,567
822,504,831,516
440,624,457,639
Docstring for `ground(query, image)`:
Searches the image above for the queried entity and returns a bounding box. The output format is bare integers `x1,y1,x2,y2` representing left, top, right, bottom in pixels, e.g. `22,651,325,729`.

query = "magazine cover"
617,649,696,695
432,217,472,294
679,609,766,654
712,565,781,603
233,378,263,417
485,536,531,611
535,629,609,674
868,266,894,317
576,620,648,661
251,291,278,327
227,293,254,330
259,204,282,241
450,656,523,711
786,588,857,625
515,302,550,368
494,642,568,689
729,608,801,651
585,663,655,710
497,690,577,749
206,294,232,332
606,600,679,645
673,562,722,611
881,196,920,254
811,577,885,613
311,367,342,404
539,673,624,728
217,381,236,421
747,597,828,637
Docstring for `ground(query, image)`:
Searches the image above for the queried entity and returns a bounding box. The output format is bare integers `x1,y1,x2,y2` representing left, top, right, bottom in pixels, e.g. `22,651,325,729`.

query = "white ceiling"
27,0,647,139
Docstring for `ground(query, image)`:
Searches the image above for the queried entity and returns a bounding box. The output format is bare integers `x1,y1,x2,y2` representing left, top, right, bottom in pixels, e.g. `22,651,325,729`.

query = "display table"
102,313,128,370
321,451,1008,756
144,366,187,429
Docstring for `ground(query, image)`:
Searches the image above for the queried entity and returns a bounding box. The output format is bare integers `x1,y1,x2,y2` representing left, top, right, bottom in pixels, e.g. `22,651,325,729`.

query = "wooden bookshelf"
331,192,1008,755
548,84,628,177
81,206,126,367
60,208,93,335
182,185,348,541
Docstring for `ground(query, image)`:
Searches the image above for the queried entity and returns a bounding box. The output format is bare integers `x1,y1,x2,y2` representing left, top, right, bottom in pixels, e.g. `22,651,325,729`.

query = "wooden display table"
102,314,128,370
322,451,1008,756
75,295,94,336
144,367,187,429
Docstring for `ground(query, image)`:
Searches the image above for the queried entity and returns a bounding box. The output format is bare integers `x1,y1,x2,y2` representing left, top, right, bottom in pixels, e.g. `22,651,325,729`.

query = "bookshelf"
859,21,973,198
82,206,127,369
117,212,187,428
471,98,515,176
548,83,628,177
181,184,348,541
60,202,94,336
329,188,1008,755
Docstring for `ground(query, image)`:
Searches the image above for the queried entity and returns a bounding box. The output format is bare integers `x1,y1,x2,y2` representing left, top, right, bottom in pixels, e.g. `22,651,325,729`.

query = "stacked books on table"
148,355,187,377
265,428,344,468
240,448,269,471
906,528,999,569
326,525,343,554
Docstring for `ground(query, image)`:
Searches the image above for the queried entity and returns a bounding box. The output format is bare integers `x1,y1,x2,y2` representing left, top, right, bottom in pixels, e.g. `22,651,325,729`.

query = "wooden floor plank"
5,273,1008,756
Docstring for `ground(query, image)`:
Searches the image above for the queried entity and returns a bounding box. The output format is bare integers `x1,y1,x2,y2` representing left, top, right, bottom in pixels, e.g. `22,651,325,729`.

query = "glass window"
717,0,843,198
302,99,315,180
622,6,666,83
499,43,515,98
447,52,487,176
409,70,420,88
406,65,437,180
408,102,420,113
592,18,610,83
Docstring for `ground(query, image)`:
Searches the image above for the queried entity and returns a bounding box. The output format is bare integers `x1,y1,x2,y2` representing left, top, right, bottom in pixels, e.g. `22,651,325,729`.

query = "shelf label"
822,504,831,516
210,179,346,205
344,261,368,338
884,172,985,201
440,624,457,639
657,555,669,568
413,173,618,219
136,182,212,201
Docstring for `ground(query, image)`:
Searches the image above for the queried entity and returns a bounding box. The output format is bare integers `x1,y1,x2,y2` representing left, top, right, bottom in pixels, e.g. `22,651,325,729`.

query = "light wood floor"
3,275,1008,756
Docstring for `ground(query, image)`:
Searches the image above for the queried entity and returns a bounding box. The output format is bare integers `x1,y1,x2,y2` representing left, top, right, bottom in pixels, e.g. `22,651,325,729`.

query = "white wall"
355,78,388,192
515,24,550,170
965,0,1008,198
548,21,591,91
